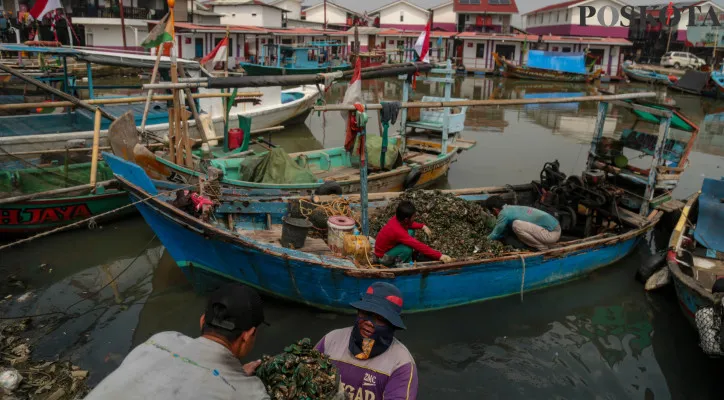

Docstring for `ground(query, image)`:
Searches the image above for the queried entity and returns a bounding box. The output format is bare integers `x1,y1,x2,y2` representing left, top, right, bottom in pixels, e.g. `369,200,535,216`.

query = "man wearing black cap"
85,283,270,400
315,282,418,400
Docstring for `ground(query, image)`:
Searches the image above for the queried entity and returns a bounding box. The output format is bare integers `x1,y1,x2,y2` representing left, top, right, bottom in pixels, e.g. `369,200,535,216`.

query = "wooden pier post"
90,109,102,187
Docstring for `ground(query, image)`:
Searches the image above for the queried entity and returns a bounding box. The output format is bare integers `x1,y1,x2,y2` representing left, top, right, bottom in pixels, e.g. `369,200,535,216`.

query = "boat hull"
121,180,653,313
495,54,600,83
239,63,351,76
669,262,713,326
0,190,131,237
157,148,459,195
0,86,321,160
623,67,671,85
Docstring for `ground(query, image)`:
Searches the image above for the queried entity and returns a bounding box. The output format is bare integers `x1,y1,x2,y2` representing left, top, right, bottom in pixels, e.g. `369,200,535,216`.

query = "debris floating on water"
370,190,514,258
0,319,89,399
256,338,340,400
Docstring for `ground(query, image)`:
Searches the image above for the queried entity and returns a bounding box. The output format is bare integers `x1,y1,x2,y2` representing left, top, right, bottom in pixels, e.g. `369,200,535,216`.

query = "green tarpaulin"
239,148,318,184
353,135,401,170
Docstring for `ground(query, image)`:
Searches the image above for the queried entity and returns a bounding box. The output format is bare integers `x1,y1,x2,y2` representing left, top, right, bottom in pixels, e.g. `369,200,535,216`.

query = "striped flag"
141,13,173,49
201,37,228,71
29,0,62,20
414,19,431,63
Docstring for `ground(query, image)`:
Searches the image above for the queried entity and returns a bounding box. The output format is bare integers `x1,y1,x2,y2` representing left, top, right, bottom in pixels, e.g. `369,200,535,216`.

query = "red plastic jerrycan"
228,128,243,150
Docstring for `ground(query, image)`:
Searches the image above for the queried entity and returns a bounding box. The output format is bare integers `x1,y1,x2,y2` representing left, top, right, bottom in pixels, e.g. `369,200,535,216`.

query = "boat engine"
535,161,621,235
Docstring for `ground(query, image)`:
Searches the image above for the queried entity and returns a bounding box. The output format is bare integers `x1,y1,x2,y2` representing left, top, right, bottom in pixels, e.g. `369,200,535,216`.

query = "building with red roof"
454,0,519,33
368,1,456,32
522,0,629,39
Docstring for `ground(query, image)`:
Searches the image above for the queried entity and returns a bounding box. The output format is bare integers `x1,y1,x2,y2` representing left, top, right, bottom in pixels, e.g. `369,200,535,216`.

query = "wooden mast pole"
119,0,128,49
140,13,170,134
167,0,179,163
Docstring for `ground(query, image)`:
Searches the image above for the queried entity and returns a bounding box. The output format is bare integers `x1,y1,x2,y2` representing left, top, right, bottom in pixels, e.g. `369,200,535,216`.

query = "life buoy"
403,168,421,189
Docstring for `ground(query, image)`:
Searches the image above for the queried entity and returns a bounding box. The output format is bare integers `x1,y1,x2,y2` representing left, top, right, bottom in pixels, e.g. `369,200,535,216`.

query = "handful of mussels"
256,338,340,400
369,190,513,258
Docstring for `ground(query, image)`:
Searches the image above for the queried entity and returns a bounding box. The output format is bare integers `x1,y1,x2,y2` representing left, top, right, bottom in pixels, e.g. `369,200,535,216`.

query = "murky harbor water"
2,76,724,398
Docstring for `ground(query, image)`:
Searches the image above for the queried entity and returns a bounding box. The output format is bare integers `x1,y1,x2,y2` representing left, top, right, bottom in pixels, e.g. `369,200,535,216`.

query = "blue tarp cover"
694,178,724,253
526,50,587,74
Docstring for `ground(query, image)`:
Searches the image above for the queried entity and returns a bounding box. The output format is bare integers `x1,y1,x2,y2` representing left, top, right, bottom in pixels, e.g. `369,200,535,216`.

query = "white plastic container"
327,216,355,255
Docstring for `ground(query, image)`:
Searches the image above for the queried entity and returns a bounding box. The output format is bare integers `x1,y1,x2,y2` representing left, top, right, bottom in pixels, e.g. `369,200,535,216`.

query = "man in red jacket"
374,200,453,267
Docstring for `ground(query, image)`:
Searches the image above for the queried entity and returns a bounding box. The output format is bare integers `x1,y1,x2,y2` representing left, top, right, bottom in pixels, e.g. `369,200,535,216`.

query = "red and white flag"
413,19,431,63
30,0,63,20
342,56,364,154
201,37,228,71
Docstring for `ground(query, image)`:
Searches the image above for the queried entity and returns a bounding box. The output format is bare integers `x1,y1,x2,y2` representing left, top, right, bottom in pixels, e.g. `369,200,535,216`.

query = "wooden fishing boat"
493,52,602,83
105,152,664,312
0,162,131,237
117,61,475,196
666,178,724,356
148,138,469,196
710,70,724,96
103,93,694,312
622,64,674,85
0,45,322,159
239,42,351,76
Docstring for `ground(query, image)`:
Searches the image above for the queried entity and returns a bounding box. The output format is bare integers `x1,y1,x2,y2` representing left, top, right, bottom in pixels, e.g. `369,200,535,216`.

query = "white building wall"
433,3,456,25
193,14,222,24
379,3,428,26
84,25,148,49
215,5,282,28
274,0,301,20
305,5,346,25
263,8,283,27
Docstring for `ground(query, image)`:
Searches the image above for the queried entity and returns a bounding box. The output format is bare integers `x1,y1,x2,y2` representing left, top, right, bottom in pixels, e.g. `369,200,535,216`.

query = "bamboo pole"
4,143,165,157
313,92,658,111
0,92,261,111
0,180,116,206
140,42,165,133
178,63,210,146
0,63,116,122
90,109,102,186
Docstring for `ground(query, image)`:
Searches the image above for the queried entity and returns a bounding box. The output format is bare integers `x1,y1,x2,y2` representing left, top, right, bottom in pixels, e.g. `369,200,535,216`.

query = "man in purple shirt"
315,282,418,400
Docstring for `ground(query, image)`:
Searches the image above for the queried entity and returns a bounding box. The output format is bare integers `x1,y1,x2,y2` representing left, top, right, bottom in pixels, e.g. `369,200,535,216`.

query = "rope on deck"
0,183,196,252
519,254,526,303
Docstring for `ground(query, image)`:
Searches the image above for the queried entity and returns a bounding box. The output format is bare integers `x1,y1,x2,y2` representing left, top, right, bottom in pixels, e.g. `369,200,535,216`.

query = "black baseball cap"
204,283,268,334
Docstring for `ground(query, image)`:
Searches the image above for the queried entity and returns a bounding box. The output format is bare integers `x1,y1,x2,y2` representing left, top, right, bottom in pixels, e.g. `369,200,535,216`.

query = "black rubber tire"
674,62,681,69
403,169,422,189
315,181,343,196
636,250,667,284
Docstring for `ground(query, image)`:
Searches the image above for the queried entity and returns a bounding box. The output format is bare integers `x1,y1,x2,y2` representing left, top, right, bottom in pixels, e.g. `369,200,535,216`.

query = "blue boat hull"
127,187,650,313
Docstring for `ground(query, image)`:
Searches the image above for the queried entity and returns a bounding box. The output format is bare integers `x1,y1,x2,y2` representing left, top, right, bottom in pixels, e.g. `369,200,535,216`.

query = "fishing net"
694,303,724,356
256,338,341,400
369,190,513,258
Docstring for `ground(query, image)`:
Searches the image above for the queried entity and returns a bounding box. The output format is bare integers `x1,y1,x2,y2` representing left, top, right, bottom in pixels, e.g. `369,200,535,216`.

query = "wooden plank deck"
236,225,336,256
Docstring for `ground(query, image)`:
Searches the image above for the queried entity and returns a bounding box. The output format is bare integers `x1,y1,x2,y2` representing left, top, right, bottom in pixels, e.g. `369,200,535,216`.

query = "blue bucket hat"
350,282,406,330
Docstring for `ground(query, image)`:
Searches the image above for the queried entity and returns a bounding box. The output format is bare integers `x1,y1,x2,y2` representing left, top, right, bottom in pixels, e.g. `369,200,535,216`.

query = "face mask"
348,315,395,360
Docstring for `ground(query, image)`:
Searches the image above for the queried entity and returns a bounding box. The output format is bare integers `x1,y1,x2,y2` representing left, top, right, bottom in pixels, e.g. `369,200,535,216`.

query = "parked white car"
660,52,706,69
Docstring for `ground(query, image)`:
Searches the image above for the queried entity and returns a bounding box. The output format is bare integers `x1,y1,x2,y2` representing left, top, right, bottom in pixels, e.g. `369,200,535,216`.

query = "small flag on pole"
413,19,431,63
141,13,173,49
29,0,62,20
201,37,228,71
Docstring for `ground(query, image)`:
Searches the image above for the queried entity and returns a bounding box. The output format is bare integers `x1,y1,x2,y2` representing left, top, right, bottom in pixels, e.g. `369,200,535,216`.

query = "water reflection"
2,75,724,398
